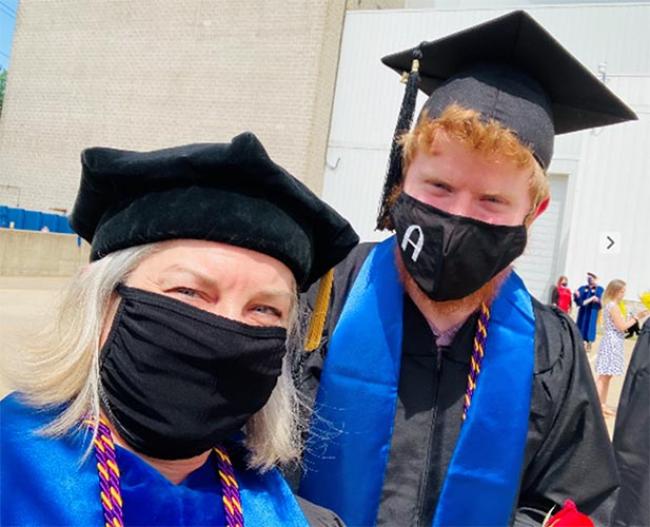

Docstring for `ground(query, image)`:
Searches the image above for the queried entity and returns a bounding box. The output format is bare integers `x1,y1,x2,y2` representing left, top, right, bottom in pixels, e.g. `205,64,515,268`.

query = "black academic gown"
611,319,650,527
293,243,618,527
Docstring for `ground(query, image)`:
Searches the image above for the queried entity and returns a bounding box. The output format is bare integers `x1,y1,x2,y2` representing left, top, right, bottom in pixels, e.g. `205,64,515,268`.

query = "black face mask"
391,192,527,301
99,285,287,460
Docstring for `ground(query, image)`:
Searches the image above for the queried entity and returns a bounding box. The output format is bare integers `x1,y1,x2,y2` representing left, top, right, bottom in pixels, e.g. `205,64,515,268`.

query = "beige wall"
0,229,90,276
0,0,348,212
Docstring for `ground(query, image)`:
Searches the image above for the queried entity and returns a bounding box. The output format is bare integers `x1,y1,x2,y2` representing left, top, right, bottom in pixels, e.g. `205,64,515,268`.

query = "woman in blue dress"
1,132,357,527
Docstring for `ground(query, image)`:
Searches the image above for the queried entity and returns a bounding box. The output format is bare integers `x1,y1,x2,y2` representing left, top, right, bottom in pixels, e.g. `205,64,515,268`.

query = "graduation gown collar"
403,294,481,365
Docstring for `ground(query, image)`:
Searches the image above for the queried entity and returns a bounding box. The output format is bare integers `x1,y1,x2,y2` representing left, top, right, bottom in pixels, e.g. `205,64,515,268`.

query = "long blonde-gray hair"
602,279,626,308
9,243,303,472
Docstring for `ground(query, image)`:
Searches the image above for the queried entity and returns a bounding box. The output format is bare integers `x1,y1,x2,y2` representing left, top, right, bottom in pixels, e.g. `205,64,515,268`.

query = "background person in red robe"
551,276,572,314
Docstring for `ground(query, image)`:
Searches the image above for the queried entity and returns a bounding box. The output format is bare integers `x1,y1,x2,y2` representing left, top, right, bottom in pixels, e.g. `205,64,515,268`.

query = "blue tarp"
0,206,74,234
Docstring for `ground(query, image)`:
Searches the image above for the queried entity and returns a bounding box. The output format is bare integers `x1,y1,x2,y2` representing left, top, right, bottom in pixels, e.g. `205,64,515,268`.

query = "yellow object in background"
640,291,650,310
618,300,627,317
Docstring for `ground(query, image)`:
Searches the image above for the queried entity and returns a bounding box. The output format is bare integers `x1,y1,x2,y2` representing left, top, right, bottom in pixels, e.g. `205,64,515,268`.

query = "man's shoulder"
327,241,378,309
295,496,344,527
334,241,376,279
530,298,582,374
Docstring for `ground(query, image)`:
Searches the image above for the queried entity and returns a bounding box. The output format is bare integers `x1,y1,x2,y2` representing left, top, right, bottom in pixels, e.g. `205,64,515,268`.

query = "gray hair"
9,243,303,471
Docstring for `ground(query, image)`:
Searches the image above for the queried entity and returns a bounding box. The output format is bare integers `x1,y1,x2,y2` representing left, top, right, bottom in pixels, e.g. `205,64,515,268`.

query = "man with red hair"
295,11,636,527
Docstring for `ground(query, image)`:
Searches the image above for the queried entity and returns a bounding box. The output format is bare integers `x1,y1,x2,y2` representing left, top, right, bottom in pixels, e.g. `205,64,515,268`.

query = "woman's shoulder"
1,392,87,458
1,395,102,526
1,393,69,469
1,392,47,434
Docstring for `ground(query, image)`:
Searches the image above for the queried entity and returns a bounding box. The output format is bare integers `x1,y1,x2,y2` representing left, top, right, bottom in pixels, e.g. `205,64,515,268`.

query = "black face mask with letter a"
391,192,528,301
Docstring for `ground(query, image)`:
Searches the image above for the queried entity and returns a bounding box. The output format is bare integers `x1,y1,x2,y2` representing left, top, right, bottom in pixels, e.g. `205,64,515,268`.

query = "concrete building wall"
0,229,90,276
0,0,348,211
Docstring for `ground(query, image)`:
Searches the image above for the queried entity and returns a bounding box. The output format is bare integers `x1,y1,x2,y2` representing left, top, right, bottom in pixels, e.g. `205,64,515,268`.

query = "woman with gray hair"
1,132,358,526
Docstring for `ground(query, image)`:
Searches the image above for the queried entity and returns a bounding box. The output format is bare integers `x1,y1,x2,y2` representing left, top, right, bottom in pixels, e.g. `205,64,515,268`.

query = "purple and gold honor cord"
88,417,244,527
91,417,124,527
215,446,244,527
462,302,491,421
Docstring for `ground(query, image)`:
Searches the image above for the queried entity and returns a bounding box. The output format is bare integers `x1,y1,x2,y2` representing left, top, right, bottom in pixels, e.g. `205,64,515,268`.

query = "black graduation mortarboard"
70,132,359,292
376,10,637,228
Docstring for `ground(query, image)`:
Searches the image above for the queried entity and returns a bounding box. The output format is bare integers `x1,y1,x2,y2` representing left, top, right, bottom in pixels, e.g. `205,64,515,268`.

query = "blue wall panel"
0,206,74,234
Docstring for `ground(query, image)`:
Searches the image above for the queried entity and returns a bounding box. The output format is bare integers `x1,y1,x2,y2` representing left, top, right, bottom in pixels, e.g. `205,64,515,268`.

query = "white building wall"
322,3,650,301
564,75,650,299
514,173,568,301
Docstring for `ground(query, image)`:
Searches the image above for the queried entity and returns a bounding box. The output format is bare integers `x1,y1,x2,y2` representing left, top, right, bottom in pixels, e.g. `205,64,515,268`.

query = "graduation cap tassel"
304,268,335,352
376,49,422,230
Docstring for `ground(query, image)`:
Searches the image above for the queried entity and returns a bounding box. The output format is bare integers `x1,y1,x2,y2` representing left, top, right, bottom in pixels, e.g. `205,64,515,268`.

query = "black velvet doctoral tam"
70,132,359,291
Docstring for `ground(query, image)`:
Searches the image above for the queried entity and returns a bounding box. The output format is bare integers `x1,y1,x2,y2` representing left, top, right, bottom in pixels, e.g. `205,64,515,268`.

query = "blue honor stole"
299,237,535,526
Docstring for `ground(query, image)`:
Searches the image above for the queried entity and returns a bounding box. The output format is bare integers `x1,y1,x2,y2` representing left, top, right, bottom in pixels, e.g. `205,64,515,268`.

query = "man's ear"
532,197,550,220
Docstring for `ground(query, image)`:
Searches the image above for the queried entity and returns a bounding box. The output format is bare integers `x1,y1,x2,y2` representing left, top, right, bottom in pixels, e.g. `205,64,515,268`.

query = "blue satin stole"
1,393,308,527
300,236,535,526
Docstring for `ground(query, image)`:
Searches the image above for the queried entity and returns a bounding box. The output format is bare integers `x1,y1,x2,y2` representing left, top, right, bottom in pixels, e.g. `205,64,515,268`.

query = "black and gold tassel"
376,47,422,230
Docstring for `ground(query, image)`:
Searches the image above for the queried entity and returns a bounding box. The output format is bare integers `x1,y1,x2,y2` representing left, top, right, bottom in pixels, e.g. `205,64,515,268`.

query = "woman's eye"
172,287,198,298
481,196,504,205
430,181,451,192
253,305,282,318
